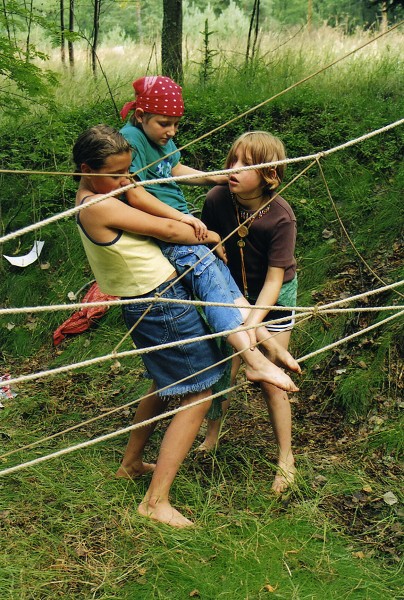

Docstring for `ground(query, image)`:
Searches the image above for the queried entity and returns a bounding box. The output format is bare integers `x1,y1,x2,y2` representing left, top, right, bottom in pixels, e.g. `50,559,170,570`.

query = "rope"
0,382,248,477
0,119,402,245
1,21,401,181
1,22,402,475
3,279,403,388
0,297,403,316
316,158,404,300
298,309,404,362
1,308,402,477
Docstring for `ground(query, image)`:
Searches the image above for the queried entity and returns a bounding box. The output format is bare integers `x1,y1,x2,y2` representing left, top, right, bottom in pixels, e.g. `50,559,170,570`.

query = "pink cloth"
53,282,118,346
120,75,184,120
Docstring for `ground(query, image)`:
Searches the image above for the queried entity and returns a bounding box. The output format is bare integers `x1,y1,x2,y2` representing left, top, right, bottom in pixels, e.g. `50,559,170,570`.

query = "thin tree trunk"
91,0,101,76
68,0,74,69
23,0,34,58
380,0,388,32
60,0,66,66
135,0,142,40
1,0,11,42
162,0,183,83
307,0,312,33
245,0,260,66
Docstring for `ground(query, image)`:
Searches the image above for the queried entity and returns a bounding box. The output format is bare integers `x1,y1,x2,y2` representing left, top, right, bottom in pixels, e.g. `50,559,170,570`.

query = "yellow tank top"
77,221,174,297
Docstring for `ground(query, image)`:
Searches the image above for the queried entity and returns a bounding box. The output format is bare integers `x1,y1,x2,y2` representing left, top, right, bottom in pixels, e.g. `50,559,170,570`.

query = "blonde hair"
225,131,286,195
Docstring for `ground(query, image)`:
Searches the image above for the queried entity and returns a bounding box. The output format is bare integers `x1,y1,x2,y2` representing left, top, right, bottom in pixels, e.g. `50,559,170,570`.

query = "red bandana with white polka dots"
120,75,184,120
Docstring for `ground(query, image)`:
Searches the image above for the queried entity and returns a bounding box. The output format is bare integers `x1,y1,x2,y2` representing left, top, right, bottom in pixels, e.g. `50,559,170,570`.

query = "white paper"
3,241,45,267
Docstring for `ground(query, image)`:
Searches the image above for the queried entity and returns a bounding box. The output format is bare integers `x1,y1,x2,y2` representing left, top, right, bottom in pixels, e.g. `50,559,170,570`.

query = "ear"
134,108,145,123
81,162,92,174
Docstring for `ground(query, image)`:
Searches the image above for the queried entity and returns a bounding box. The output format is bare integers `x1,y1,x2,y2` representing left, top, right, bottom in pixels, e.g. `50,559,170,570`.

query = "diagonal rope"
0,118,402,245
0,23,401,183
316,158,404,300
2,280,403,388
1,308,402,478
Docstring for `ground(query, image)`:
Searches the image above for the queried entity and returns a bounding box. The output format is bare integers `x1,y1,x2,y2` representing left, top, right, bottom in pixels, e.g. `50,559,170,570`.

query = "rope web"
0,25,403,477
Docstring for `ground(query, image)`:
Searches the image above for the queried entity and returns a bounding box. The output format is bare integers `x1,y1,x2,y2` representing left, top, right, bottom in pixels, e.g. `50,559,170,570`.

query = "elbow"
161,221,182,242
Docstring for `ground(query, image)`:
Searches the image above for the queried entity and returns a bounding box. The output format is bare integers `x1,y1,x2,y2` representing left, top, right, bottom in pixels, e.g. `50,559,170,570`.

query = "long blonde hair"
225,131,286,195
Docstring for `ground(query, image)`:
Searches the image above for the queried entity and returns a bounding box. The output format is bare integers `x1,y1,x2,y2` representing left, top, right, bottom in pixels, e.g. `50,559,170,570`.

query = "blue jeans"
159,242,244,334
122,278,226,398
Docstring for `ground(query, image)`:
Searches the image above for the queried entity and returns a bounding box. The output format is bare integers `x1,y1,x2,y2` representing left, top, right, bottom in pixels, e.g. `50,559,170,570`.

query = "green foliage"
0,440,402,598
0,1,60,113
0,24,403,600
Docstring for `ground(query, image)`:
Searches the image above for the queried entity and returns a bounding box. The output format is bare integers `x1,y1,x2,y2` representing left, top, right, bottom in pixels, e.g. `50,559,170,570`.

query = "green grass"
0,443,402,600
1,25,403,600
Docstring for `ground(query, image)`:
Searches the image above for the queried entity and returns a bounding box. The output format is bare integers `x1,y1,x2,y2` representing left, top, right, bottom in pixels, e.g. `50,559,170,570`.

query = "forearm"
153,220,221,246
245,272,284,327
126,186,184,221
172,163,227,186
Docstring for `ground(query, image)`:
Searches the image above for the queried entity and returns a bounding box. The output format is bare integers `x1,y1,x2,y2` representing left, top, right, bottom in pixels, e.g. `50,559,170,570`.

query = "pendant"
237,239,245,247
238,225,249,238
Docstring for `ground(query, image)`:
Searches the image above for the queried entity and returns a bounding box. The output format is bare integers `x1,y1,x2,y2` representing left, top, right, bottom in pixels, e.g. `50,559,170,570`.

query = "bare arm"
244,266,285,328
79,194,222,249
125,180,208,240
171,163,228,186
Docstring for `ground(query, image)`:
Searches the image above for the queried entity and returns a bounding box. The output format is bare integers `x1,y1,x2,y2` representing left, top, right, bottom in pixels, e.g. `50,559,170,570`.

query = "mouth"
229,177,238,186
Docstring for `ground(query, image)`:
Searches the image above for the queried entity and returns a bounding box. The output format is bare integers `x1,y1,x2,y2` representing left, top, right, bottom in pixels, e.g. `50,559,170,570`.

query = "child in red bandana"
119,76,300,386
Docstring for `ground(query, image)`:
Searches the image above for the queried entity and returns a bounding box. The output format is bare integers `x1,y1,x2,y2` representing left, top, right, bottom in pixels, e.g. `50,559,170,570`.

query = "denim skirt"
122,278,226,398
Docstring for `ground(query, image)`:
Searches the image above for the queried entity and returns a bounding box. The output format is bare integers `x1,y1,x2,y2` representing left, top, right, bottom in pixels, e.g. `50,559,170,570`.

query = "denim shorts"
159,242,244,334
122,278,226,398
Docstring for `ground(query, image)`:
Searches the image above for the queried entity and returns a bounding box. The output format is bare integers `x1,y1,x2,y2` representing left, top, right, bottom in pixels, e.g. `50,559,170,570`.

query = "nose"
166,125,176,138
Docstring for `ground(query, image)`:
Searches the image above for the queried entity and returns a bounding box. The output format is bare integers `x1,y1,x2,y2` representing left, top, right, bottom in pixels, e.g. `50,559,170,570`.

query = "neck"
235,192,265,212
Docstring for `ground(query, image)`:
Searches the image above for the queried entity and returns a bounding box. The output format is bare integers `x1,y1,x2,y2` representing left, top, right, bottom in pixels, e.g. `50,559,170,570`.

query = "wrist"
207,231,220,245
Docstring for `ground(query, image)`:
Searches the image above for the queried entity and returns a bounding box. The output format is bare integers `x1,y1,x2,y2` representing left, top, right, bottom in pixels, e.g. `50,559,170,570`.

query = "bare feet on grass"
115,461,156,479
138,497,194,528
271,459,296,494
195,440,217,453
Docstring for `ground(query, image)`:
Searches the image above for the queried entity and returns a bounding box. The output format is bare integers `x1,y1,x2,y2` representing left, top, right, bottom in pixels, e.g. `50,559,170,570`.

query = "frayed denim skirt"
122,278,226,398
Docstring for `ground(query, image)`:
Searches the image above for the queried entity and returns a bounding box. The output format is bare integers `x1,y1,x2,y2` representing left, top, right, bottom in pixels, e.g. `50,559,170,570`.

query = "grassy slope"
0,29,403,599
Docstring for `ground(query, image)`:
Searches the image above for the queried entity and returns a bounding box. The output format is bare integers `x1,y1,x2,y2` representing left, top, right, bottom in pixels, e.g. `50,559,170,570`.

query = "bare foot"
271,462,296,494
115,462,156,479
195,440,216,452
260,338,301,374
138,497,194,528
244,354,299,392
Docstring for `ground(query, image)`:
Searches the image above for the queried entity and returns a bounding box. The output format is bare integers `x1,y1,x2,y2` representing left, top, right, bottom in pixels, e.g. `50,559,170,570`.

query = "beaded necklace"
231,193,271,299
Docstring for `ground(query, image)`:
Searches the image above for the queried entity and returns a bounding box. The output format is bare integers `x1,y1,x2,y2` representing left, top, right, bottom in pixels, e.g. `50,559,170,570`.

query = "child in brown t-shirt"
199,131,299,494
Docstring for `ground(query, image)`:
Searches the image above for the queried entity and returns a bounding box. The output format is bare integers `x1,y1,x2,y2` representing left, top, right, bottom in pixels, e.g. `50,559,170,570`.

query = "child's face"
84,151,132,195
228,147,264,198
139,113,181,147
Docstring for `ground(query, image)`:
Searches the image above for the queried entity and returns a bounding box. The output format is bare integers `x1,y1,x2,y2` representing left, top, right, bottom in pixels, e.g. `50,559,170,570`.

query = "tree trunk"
245,0,260,66
60,0,66,66
24,0,34,58
380,0,388,32
91,0,101,76
68,0,74,69
161,0,183,83
307,0,312,33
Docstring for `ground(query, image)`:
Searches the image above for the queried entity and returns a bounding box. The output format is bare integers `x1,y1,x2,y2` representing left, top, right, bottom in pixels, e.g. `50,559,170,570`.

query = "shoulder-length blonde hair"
225,131,286,195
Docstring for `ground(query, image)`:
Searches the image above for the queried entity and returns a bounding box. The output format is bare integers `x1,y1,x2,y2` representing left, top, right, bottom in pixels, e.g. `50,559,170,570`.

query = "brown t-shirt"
202,185,297,301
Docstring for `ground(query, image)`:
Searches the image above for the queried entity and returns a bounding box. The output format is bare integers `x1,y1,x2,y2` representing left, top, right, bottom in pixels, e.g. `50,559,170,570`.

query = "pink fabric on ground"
53,282,118,346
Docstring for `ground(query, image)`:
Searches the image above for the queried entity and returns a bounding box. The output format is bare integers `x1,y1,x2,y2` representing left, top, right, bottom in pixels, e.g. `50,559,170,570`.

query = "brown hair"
72,124,131,181
225,131,286,195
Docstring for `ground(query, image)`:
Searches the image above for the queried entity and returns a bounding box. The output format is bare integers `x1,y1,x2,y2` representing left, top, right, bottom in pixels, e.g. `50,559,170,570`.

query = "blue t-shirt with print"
120,123,189,213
